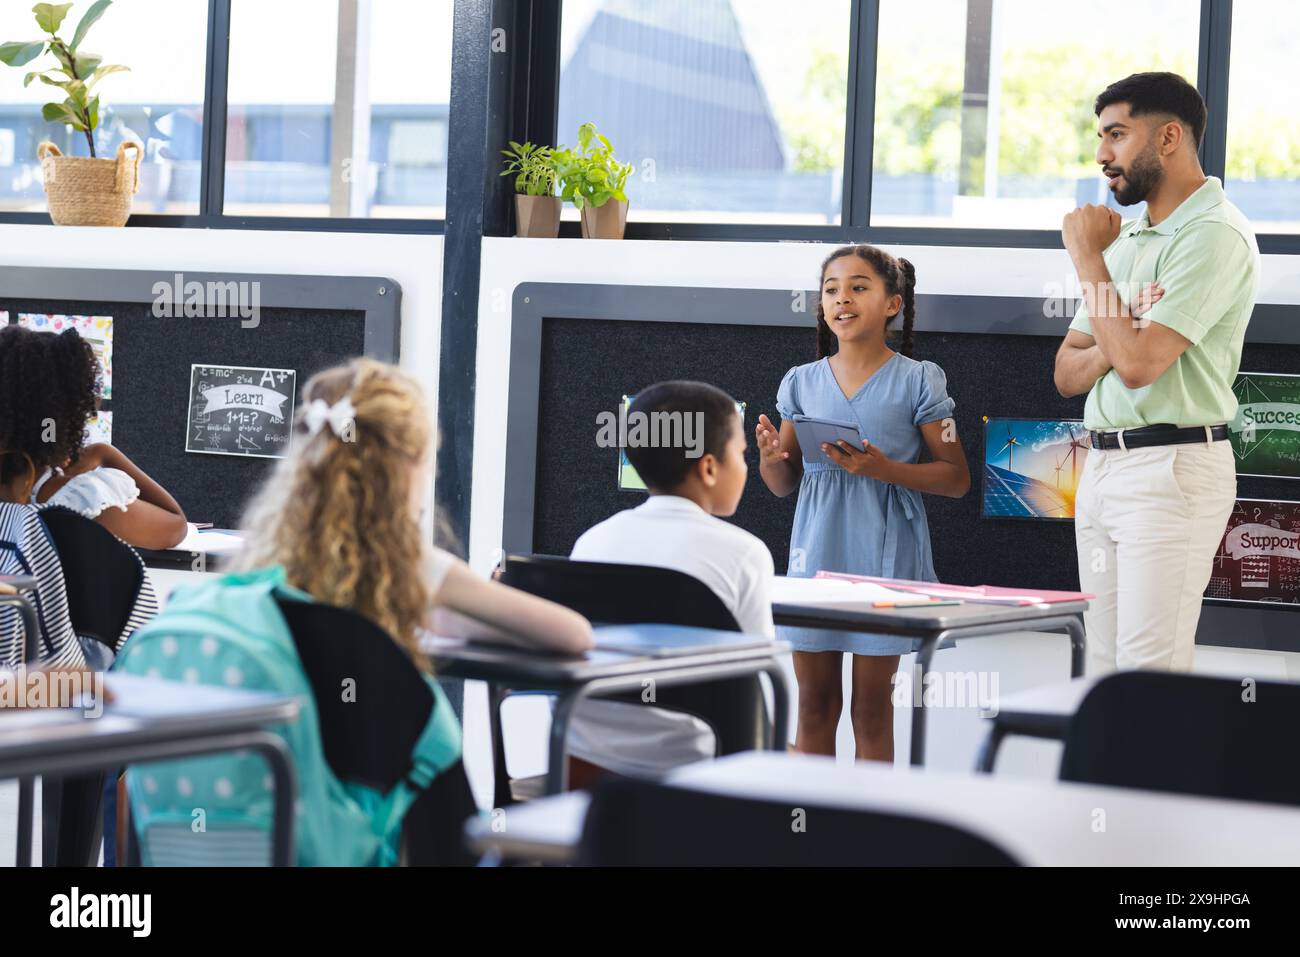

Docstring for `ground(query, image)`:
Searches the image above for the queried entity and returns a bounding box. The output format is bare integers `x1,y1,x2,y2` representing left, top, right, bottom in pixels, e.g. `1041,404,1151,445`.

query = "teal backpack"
115,566,463,866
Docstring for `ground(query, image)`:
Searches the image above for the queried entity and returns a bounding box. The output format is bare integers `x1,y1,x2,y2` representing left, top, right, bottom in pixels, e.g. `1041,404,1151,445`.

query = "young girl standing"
756,245,970,762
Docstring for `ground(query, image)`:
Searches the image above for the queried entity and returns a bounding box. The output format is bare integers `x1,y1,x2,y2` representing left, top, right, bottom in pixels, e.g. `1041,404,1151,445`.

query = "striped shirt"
0,502,157,667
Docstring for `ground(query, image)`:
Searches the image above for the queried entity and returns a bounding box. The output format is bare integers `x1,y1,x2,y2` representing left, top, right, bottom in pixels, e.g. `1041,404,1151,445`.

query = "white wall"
465,237,1300,789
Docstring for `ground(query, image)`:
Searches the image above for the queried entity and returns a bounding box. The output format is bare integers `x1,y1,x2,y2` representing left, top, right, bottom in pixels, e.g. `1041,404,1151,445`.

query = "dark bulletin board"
531,319,1300,595
1,297,365,528
533,318,1086,589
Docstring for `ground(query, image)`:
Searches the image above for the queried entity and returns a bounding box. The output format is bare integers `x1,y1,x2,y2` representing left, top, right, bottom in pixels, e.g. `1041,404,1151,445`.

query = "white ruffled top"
32,466,141,520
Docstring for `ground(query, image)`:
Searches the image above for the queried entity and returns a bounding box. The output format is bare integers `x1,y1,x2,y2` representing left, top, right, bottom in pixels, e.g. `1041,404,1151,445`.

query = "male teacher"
1054,72,1260,674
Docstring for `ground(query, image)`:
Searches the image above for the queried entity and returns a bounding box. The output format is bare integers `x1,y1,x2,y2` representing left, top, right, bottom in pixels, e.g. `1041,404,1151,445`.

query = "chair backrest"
273,596,478,865
576,776,1020,866
40,505,144,665
1060,671,1300,806
0,501,77,666
501,553,741,631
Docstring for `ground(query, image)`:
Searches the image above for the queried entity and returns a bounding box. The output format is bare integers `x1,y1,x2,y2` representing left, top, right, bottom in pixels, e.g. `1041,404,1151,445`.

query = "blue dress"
776,353,956,655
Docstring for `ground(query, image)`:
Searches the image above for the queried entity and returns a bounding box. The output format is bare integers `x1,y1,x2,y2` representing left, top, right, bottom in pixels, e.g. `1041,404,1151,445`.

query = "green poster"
1230,372,1300,479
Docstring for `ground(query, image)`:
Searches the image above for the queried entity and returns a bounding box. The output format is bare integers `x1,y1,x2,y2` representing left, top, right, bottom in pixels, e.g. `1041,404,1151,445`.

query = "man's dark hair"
1095,72,1207,149
624,380,739,491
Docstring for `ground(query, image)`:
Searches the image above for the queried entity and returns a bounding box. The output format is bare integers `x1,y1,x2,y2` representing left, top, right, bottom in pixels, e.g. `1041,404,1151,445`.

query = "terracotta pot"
579,198,629,239
514,194,561,238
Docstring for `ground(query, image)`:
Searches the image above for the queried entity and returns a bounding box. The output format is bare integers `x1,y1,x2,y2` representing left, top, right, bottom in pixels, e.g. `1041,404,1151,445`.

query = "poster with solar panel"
1205,499,1300,606
1229,372,1300,479
982,417,1090,520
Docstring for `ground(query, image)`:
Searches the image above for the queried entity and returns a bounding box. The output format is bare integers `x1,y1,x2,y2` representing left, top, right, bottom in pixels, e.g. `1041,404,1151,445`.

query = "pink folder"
814,570,1094,606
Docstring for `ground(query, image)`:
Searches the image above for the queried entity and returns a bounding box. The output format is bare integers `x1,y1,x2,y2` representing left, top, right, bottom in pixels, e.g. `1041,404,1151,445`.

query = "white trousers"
1074,439,1237,675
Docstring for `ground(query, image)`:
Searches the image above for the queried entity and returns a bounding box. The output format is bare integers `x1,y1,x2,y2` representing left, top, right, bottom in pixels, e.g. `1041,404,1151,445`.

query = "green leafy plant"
0,2,128,158
552,122,633,211
500,140,556,197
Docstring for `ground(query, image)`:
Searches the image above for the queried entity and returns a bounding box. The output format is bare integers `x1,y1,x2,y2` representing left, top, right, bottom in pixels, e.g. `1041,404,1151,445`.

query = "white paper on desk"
176,524,245,555
105,674,273,716
770,576,919,606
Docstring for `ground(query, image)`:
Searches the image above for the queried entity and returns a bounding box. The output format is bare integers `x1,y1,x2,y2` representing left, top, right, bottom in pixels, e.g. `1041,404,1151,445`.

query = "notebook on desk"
813,571,1093,606
591,623,774,657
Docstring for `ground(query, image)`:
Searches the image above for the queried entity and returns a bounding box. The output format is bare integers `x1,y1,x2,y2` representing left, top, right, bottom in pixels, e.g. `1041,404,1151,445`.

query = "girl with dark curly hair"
0,324,187,549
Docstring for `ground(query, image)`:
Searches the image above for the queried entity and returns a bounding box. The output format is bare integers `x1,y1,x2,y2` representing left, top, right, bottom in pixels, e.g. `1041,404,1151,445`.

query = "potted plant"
500,140,560,238
0,1,139,226
552,122,634,239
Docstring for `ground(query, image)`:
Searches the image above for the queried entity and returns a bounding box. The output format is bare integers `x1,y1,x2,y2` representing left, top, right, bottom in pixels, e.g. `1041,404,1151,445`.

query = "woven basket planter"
37,140,142,227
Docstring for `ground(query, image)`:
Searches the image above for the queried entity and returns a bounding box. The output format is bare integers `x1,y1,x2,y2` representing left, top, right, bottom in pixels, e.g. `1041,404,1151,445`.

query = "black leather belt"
1088,423,1229,451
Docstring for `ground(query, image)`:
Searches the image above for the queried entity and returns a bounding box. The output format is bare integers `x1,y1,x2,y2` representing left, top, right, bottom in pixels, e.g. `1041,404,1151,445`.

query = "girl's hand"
1131,282,1165,319
823,438,892,480
755,414,789,464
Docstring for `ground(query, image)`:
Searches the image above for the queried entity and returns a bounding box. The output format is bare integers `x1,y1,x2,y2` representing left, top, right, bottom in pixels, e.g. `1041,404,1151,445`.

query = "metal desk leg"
15,776,34,867
252,735,297,867
486,683,515,809
909,633,948,767
545,687,590,796
763,662,791,751
1066,615,1086,677
10,594,45,866
975,722,1009,774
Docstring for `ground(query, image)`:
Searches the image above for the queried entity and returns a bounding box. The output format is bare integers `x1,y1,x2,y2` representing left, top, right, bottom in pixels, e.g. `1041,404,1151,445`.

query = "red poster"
1206,499,1300,606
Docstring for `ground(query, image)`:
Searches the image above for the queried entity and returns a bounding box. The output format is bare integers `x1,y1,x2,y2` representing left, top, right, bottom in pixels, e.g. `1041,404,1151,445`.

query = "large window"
557,0,852,225
1225,0,1300,234
870,0,1199,230
0,0,206,214
0,1,1295,244
225,0,452,219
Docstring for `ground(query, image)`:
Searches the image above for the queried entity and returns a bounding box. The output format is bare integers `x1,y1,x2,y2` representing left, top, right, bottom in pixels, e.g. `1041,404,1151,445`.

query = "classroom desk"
976,675,1098,773
2,672,300,867
466,750,1300,866
136,527,244,573
426,628,791,800
771,577,1088,766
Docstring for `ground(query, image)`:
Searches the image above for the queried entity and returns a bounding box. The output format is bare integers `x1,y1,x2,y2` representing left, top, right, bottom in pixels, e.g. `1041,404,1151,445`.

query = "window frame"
540,0,1297,254
0,0,447,234
0,0,1292,249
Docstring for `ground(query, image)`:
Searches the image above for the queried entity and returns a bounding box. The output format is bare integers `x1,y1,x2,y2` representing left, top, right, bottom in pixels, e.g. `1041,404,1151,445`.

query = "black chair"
40,506,149,867
501,554,742,631
576,775,1021,866
491,553,771,804
273,595,479,865
41,506,145,668
1059,671,1300,806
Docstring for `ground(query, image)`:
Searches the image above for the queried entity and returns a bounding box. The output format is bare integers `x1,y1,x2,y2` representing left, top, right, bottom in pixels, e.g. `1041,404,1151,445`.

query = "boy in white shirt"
567,380,776,787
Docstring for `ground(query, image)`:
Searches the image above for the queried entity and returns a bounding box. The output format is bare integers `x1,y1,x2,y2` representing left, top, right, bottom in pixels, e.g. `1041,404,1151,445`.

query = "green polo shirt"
1068,177,1260,431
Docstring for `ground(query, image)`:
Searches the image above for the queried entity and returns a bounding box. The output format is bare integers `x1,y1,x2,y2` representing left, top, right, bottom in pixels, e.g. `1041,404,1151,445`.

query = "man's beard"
1108,143,1164,206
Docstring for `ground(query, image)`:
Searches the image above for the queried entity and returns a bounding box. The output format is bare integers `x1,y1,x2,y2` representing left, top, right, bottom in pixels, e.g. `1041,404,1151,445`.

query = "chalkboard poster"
1207,498,1300,606
186,364,297,459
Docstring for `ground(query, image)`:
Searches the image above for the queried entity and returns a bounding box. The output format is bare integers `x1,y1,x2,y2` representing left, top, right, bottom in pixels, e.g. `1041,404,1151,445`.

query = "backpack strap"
371,676,463,859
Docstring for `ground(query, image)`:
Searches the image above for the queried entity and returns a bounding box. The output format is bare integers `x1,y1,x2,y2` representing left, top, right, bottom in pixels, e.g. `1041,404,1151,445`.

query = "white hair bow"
303,397,356,438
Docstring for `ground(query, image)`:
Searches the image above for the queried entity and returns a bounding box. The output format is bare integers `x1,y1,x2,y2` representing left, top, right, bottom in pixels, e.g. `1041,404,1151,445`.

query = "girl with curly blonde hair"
237,358,591,665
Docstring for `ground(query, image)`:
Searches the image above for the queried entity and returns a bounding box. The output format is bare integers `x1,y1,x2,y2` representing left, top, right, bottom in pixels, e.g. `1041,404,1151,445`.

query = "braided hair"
815,245,917,360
